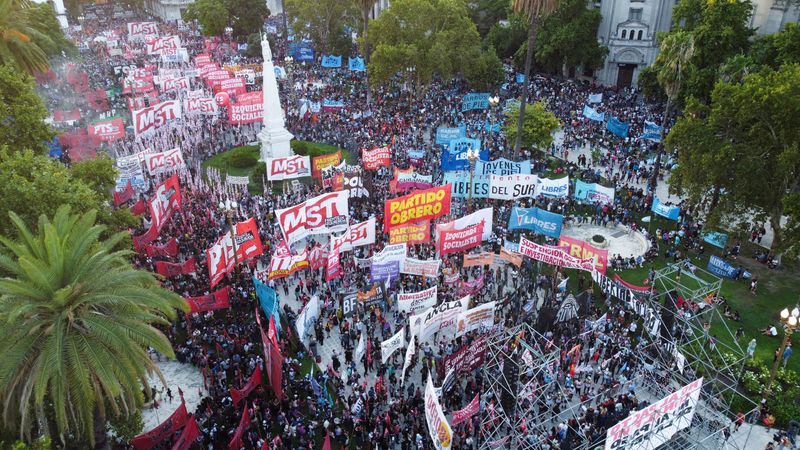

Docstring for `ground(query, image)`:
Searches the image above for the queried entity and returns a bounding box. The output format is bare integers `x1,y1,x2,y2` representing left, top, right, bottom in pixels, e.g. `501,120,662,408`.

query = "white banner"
275,191,350,244
425,373,453,450
414,297,469,342
331,217,376,252
373,243,407,266
226,175,249,186
400,257,441,278
184,97,217,116
381,329,405,363
536,176,570,198
132,100,182,137
161,76,190,93
402,335,416,386
266,155,312,180
143,147,185,175
146,35,181,55
355,331,366,363
605,378,703,450
453,207,493,241
398,286,438,314
488,174,538,200
455,301,496,337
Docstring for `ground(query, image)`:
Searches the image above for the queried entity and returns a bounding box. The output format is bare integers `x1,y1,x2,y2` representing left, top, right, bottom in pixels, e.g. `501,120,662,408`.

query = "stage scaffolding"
477,263,755,450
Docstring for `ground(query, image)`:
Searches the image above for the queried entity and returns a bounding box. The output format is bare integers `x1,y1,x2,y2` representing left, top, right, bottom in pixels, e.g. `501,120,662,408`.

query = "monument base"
258,127,294,161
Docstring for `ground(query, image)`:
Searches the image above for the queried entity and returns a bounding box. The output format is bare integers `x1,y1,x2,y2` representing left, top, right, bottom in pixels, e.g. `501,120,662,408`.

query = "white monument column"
258,34,294,160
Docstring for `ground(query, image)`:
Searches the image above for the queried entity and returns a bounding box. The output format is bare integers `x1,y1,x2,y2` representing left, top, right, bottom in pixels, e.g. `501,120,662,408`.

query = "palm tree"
0,0,54,74
650,31,695,193
0,207,188,448
353,0,375,63
512,0,561,155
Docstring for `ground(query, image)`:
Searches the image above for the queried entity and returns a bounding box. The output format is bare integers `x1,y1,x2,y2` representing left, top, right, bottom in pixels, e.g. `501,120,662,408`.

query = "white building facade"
593,0,800,87
144,0,194,21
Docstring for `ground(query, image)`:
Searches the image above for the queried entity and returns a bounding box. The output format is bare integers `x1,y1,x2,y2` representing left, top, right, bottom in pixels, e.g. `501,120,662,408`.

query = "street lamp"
485,95,500,153
762,307,800,401
466,147,480,213
219,199,239,265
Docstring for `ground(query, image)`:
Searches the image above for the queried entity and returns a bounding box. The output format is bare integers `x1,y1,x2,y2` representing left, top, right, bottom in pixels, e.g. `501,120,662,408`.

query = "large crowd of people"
36,5,761,450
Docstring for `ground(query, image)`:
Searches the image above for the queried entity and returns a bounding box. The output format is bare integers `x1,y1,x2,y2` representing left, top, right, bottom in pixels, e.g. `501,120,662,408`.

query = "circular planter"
591,234,608,248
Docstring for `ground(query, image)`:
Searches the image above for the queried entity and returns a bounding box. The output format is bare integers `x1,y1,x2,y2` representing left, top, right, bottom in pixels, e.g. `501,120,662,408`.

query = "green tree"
0,67,53,155
503,101,560,153
225,0,269,38
486,12,529,59
184,0,230,37
533,0,606,76
0,206,187,447
353,0,375,61
649,31,694,192
468,0,509,37
463,45,505,90
107,410,144,445
286,0,357,56
651,0,753,102
367,0,483,95
512,0,561,154
0,149,136,238
668,64,800,252
0,0,54,74
27,3,75,57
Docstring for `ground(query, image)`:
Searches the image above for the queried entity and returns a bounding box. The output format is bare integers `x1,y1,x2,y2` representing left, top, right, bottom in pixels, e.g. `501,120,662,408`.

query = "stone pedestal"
258,125,294,159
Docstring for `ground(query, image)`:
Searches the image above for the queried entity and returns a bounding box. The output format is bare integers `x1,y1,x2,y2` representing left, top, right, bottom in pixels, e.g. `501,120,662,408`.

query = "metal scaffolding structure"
476,263,755,450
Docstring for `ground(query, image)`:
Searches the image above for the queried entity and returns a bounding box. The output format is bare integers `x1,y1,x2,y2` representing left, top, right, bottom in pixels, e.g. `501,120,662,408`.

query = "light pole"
284,56,294,104
219,199,239,266
466,147,480,213
763,307,800,401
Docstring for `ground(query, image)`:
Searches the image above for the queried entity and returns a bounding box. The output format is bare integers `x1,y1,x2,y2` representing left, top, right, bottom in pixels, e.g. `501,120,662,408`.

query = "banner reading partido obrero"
384,185,452,232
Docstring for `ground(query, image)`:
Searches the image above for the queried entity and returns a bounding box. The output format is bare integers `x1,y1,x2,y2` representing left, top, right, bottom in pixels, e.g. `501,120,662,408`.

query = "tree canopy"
0,0,55,74
285,0,358,56
367,0,487,94
531,0,607,76
225,0,269,38
0,206,187,446
667,64,800,253
184,0,230,37
503,101,560,152
0,67,54,155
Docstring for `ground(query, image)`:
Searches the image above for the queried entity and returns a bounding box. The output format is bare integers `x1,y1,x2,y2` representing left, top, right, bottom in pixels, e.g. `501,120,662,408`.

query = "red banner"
235,90,262,105
131,401,189,450
170,415,199,450
219,77,246,96
228,406,249,450
114,182,134,206
614,274,652,293
149,174,182,232
206,218,265,287
227,101,263,124
54,108,81,122
325,244,341,282
155,257,196,277
384,184,452,232
451,394,480,426
438,222,484,256
558,235,608,274
184,97,216,115
132,224,158,251
268,318,284,400
267,248,309,281
308,243,327,270
362,146,391,170
130,198,147,216
311,151,342,179
144,238,178,257
230,365,262,405
185,286,231,314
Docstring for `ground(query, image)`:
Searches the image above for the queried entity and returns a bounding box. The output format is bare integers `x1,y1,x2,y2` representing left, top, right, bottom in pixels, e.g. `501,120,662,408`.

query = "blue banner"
407,149,425,160
582,105,605,122
371,260,400,283
461,93,490,112
515,73,525,83
702,231,728,249
503,239,520,253
639,121,662,142
253,276,281,332
289,43,314,61
47,137,63,158
348,56,365,71
651,197,680,220
484,121,502,133
606,116,630,138
476,158,531,175
707,256,738,278
321,55,342,68
508,207,564,238
443,171,489,198
435,126,465,145
323,99,345,110
441,137,486,171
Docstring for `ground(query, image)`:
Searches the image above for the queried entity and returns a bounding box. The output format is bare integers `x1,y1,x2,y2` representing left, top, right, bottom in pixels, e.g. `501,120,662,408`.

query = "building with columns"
143,0,194,21
593,0,800,87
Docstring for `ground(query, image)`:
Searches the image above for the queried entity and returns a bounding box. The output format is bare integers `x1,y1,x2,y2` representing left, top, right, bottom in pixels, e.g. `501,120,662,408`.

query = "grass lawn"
201,141,351,194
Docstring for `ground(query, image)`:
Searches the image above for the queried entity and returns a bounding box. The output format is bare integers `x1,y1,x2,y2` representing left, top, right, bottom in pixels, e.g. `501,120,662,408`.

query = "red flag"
268,330,284,400
185,286,231,314
131,401,189,450
145,238,179,257
366,337,372,366
170,415,199,450
149,174,182,232
130,198,147,215
132,224,158,251
155,257,196,277
230,365,262,405
322,432,332,450
114,182,134,206
228,406,250,450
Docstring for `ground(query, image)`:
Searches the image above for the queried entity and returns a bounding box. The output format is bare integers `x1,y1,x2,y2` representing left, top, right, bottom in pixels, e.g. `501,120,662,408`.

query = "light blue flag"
348,57,365,71
253,276,281,332
606,116,630,138
321,55,342,68
582,105,605,122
